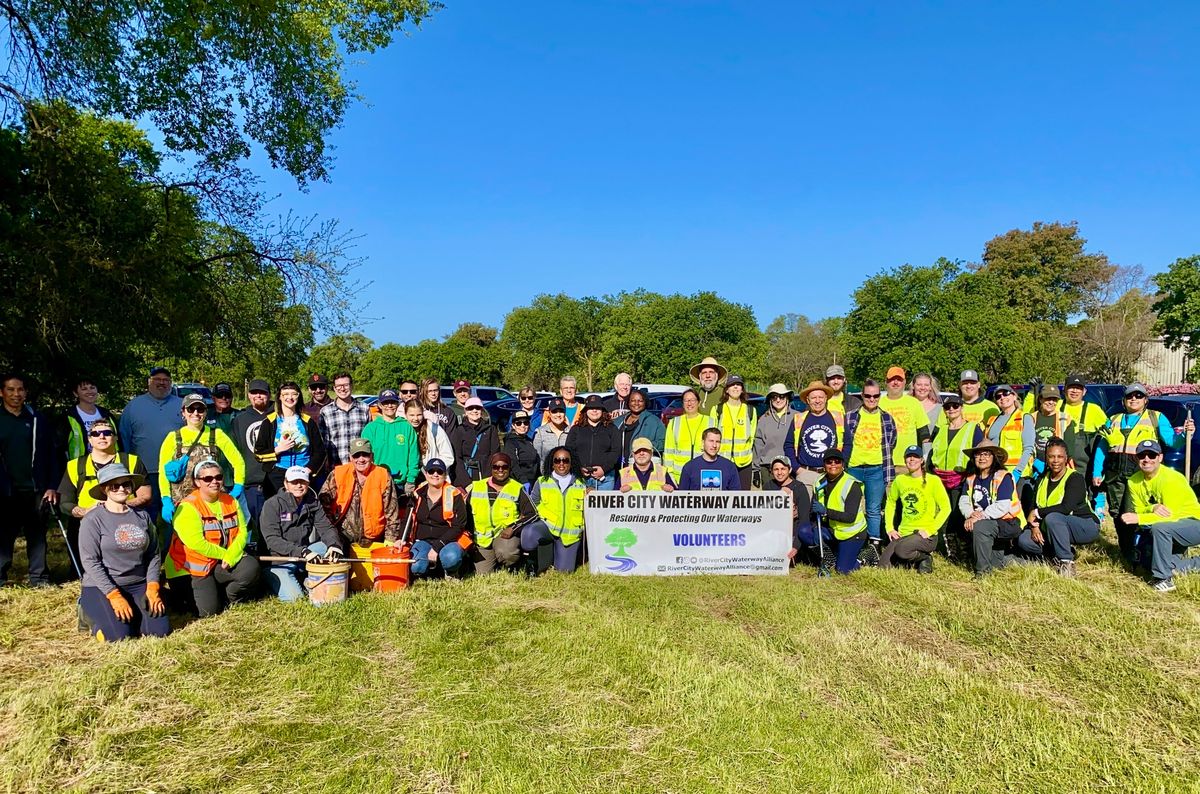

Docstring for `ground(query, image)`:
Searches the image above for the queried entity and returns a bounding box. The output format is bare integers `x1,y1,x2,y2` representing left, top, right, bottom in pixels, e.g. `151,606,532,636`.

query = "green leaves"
1153,256,1200,381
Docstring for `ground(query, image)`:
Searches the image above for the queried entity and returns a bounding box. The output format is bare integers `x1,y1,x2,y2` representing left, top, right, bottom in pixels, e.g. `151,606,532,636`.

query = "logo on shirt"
902,492,920,516
113,523,148,551
803,424,835,456
700,469,722,490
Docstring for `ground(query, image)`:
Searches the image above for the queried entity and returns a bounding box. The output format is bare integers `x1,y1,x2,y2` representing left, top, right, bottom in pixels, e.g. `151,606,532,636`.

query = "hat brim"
689,361,728,383
799,384,832,401
88,473,145,502
964,446,1008,467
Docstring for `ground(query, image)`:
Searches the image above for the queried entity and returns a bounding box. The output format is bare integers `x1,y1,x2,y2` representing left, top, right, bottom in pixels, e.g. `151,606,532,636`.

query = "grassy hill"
2,539,1199,793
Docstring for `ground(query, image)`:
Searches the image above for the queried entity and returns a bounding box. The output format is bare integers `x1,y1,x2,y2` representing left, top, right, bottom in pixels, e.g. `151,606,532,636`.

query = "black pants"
0,491,48,584
191,556,261,617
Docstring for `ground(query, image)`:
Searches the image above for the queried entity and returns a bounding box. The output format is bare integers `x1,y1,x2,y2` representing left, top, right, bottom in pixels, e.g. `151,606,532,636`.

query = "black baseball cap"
1064,374,1086,389
307,373,328,387
213,382,233,397
149,366,170,378
248,379,271,394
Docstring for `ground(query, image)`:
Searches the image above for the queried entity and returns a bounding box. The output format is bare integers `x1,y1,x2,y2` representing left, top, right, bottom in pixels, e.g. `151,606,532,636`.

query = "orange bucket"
372,544,411,592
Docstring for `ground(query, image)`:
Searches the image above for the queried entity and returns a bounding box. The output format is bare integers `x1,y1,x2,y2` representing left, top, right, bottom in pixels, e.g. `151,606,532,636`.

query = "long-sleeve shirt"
413,487,470,548
754,408,799,467
1031,470,1095,521
157,425,246,499
173,497,248,567
985,411,1035,476
79,505,160,593
815,473,864,525
533,423,570,467
259,491,342,557
319,399,371,465
1126,466,1200,525
886,472,951,536
360,417,420,484
1093,411,1181,479
678,455,742,491
422,422,455,468
958,470,1018,520
118,393,183,473
318,468,403,544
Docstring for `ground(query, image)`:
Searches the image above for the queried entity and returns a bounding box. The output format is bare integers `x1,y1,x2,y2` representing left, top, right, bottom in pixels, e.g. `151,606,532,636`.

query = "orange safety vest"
414,481,472,549
619,463,668,490
168,492,241,577
1027,411,1076,476
333,463,392,540
964,471,1025,526
988,411,1026,472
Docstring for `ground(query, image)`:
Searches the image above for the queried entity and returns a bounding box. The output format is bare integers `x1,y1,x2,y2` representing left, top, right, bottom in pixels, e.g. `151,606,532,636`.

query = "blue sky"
254,1,1200,345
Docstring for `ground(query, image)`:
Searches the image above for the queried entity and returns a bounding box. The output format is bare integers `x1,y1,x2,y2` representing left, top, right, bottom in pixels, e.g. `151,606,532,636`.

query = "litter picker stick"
46,502,84,579
1187,405,1195,482
256,555,415,564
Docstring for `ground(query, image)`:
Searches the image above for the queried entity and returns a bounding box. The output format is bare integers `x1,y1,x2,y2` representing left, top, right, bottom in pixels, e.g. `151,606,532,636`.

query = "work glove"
229,483,244,499
1032,459,1045,476
811,501,827,516
325,547,344,562
304,550,322,564
145,582,165,617
106,590,134,622
161,497,176,523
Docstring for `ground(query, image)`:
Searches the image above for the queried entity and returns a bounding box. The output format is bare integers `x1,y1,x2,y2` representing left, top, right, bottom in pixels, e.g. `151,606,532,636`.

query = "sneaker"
916,555,933,575
1151,578,1176,593
1055,559,1076,579
858,543,880,568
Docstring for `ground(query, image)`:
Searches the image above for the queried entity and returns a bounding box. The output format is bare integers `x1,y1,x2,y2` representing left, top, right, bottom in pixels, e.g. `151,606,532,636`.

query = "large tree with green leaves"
1152,255,1200,381
764,314,843,390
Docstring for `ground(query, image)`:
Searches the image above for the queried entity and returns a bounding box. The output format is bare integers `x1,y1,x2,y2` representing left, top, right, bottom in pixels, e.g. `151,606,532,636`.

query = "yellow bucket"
349,542,390,592
304,561,351,606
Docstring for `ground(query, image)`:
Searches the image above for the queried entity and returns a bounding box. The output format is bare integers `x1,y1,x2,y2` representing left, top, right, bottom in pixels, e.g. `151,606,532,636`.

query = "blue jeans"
848,464,885,540
1149,518,1200,582
409,540,465,577
834,531,867,574
552,535,582,572
79,582,171,641
586,472,616,491
265,542,328,602
1016,513,1100,561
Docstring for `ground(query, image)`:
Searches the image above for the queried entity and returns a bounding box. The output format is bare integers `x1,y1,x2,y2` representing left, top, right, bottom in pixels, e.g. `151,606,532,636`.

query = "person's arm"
930,478,950,529
958,489,974,518
783,423,799,470
253,416,277,464
1014,415,1035,477
216,430,245,485
118,405,135,453
723,459,742,490
228,501,248,564
174,502,242,565
156,431,176,503
1092,419,1112,479
664,471,677,489
678,462,696,491
400,423,420,483
58,467,81,518
260,496,301,557
318,473,340,524
78,512,120,593
128,458,152,508
433,424,454,466
565,427,582,478
1126,480,1153,525
310,498,344,553
1159,413,1182,449
884,479,900,534
140,511,162,586
382,481,402,542
318,408,332,458
649,418,666,457
598,427,622,475
307,416,327,474
981,473,1017,519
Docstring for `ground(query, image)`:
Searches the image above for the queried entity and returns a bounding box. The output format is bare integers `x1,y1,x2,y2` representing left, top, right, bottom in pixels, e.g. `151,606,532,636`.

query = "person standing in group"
158,394,245,524
166,458,260,616
841,379,897,545
206,383,239,435
319,438,403,554
0,374,59,586
550,376,584,426
250,381,326,499
614,389,666,468
302,373,331,422
408,459,471,579
881,446,950,573
360,389,420,496
468,452,551,575
118,367,183,520
451,396,501,488
567,395,621,490
824,365,861,415
960,445,1024,577
929,394,983,561
319,372,370,467
509,387,544,436
958,370,999,426
259,466,344,601
711,375,757,490
534,399,573,469
880,367,932,469
502,411,541,485
530,447,588,572
1122,440,1200,592
230,379,273,526
58,377,119,462
689,357,727,414
753,384,799,490
985,385,1034,489
812,448,868,574
404,400,454,473
619,437,676,492
1023,437,1099,578
784,381,843,495
449,379,473,421
678,428,742,491
662,389,715,485
911,373,943,428
1059,374,1109,470
77,463,170,641
398,380,421,407
603,373,634,420
419,378,457,431
1094,383,1192,565
1027,385,1086,476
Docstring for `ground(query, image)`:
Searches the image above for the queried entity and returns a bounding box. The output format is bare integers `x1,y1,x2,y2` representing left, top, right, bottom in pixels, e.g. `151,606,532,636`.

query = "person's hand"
42,489,58,506
663,484,675,492
887,530,900,541
427,548,438,562
275,435,296,454
811,502,827,516
786,547,797,561
499,524,516,540
71,506,86,519
591,467,605,479
304,550,322,564
325,547,344,562
1093,476,1104,488
1030,526,1044,546
971,509,985,522
964,516,976,532
1153,504,1172,518
1120,512,1139,526
106,590,133,622
221,561,232,570
1184,418,1196,434
145,582,165,617
619,484,632,493
404,482,416,497
161,498,176,523
229,483,244,499
1028,508,1040,524
917,530,929,540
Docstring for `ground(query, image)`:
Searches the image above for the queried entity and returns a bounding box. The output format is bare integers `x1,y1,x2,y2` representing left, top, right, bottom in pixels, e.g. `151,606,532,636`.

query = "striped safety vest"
469,479,522,549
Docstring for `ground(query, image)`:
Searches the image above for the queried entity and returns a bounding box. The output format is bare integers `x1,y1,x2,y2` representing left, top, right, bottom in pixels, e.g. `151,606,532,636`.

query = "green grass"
2,532,1199,793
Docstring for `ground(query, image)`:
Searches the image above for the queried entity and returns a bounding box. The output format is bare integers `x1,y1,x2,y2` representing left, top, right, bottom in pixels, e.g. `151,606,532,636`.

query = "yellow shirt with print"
880,394,929,465
849,410,883,467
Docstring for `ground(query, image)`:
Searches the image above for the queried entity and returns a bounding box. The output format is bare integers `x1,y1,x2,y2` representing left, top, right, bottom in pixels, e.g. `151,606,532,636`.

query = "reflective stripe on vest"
714,402,755,467
469,479,522,548
988,411,1025,471
619,464,667,491
818,473,867,541
931,422,977,474
535,476,586,544
965,472,1025,526
1102,410,1161,457
1025,412,1075,476
416,482,458,521
169,493,241,577
663,414,715,481
1035,470,1097,520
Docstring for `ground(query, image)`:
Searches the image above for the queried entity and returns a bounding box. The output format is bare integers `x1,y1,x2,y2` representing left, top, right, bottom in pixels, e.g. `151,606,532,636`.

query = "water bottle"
1094,492,1107,520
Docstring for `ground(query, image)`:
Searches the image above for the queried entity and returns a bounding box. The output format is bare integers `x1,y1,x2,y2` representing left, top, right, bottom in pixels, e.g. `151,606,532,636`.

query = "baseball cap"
547,398,566,413
213,382,233,397
284,466,310,483
424,457,448,474
1064,374,1086,389
886,366,906,381
248,378,271,394
943,394,963,407
631,437,654,453
1125,383,1149,397
825,364,846,379
512,410,531,423
464,396,484,409
453,379,472,392
307,373,328,387
1135,439,1162,456
149,366,170,378
903,445,923,459
378,388,400,403
960,369,980,383
1039,385,1061,400
770,454,791,468
182,393,206,409
992,384,1015,396
349,438,373,456
725,374,746,388
823,448,845,462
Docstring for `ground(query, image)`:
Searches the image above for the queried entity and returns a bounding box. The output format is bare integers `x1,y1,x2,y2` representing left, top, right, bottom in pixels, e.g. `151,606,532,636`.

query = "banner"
584,490,792,576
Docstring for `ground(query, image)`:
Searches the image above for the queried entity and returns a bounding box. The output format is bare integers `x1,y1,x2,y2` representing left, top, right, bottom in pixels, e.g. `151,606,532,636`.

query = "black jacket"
260,489,343,557
503,432,540,484
566,422,621,479
231,405,273,486
413,483,470,548
451,417,500,488
252,412,327,477
0,405,59,496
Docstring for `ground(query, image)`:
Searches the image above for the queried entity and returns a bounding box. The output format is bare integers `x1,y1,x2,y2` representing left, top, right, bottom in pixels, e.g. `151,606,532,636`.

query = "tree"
765,314,843,390
299,333,374,384
1153,255,1200,381
2,0,439,186
502,294,610,390
1075,290,1156,382
605,527,638,557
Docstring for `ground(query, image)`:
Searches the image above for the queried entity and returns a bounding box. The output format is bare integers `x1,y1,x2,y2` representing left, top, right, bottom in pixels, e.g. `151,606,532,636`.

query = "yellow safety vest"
791,410,844,457
712,402,756,467
66,452,141,510
469,479,522,549
817,473,867,541
930,422,977,473
619,464,668,491
1034,470,1096,520
1101,410,1162,457
663,413,715,481
535,476,586,545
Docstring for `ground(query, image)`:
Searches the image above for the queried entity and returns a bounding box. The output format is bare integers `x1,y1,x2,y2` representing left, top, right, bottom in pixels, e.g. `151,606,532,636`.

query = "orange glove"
106,590,133,622
145,582,165,617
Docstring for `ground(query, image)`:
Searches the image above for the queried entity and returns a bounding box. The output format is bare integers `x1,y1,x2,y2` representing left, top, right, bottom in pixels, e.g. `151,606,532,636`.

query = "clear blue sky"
255,1,1200,346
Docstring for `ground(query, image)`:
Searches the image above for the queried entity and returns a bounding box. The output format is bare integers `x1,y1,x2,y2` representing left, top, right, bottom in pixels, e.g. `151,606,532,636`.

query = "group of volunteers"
1,355,1198,642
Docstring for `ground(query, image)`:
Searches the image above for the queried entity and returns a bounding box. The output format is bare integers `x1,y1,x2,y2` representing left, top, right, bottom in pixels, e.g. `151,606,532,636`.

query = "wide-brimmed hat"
88,463,144,502
799,380,832,401
689,356,728,383
766,383,793,399
964,445,1008,466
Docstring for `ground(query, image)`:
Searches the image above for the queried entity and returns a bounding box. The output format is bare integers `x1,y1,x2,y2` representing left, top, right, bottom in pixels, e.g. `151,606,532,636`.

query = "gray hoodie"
753,407,798,467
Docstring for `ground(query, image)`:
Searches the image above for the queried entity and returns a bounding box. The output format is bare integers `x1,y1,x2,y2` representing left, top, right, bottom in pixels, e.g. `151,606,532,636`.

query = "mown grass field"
2,532,1199,793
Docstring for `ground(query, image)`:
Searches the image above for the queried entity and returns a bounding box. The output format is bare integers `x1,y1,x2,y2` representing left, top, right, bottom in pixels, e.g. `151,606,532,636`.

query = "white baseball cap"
284,466,310,483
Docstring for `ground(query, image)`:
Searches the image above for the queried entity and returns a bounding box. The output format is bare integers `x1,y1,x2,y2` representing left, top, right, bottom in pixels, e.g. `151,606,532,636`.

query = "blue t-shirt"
678,455,743,491
797,413,838,468
274,415,311,470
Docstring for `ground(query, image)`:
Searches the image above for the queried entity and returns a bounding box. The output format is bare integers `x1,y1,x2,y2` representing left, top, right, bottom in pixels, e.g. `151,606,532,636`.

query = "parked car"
440,385,516,404
353,393,379,406
173,383,213,406
658,393,805,422
484,396,554,429
1147,395,1200,478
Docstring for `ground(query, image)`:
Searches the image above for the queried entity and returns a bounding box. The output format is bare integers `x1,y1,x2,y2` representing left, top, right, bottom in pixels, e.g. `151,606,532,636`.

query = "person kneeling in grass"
1022,437,1099,578
812,448,868,574
407,458,471,579
260,466,344,601
78,464,170,642
881,445,949,573
1121,439,1200,593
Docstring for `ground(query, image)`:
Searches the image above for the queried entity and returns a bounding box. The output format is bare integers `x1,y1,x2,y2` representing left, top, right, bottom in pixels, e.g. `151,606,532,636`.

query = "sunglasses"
400,389,417,395
466,407,482,412
944,403,962,409
520,397,535,401
1126,394,1147,400
105,482,133,491
634,449,652,454
552,457,571,464
1137,452,1159,460
513,419,530,425
426,469,446,476
184,405,206,413
195,475,222,484
862,393,881,399
351,452,372,460
89,429,114,438
491,464,510,471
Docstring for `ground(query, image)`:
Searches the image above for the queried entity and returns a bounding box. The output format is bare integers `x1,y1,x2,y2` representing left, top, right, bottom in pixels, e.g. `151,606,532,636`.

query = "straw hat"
689,356,728,383
963,444,1008,467
799,380,833,401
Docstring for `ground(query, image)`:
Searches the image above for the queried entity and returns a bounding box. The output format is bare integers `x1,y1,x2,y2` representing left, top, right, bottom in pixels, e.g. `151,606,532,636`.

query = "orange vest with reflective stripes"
415,481,472,549
619,464,667,490
168,492,241,577
333,463,391,540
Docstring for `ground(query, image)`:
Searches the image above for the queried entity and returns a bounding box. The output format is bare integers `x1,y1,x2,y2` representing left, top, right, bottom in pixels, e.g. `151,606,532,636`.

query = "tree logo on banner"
604,527,638,573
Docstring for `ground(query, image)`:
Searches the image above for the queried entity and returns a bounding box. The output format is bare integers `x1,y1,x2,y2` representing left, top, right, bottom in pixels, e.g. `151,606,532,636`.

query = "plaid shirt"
319,400,371,465
842,407,898,487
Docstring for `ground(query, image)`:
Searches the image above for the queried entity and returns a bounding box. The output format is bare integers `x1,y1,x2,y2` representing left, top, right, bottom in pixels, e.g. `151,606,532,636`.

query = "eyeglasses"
105,482,133,491
1137,452,1159,460
520,397,535,402
89,429,114,438
184,405,206,413
552,457,571,464
351,452,372,460
400,389,417,395
512,420,529,426
491,464,509,471
862,393,881,399
195,475,222,483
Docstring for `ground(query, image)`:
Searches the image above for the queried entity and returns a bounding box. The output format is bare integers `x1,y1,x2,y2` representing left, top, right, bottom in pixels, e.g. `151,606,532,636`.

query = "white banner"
584,490,792,576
